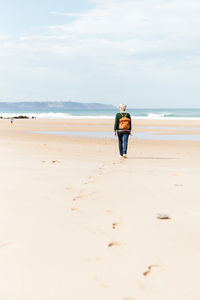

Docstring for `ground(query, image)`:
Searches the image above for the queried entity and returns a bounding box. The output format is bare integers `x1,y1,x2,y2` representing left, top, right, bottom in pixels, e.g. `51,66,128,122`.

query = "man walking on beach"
114,103,132,158
10,117,14,125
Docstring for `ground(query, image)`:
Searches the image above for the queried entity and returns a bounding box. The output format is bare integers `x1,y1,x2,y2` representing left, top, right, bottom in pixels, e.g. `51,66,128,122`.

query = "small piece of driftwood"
156,213,171,220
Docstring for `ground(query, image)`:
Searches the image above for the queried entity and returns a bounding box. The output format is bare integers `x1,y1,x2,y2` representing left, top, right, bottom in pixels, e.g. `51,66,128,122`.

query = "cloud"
0,0,200,104
46,0,200,61
49,0,200,36
2,0,200,65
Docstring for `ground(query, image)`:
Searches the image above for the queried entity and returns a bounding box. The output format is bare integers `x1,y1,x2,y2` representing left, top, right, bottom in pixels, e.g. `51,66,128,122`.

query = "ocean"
1,108,200,120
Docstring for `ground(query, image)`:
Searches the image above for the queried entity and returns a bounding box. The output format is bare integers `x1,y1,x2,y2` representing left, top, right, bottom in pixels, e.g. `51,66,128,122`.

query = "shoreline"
1,118,200,141
2,115,200,121
31,130,200,141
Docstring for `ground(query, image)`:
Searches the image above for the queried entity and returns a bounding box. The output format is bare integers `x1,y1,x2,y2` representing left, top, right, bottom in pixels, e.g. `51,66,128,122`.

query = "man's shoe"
123,154,127,158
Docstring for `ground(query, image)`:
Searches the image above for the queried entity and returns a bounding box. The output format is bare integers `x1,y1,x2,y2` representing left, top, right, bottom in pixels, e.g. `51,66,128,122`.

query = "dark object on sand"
156,213,171,220
13,115,29,119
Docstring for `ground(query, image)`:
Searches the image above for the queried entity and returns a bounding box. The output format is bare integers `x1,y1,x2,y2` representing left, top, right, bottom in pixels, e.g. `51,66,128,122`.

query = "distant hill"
0,101,115,110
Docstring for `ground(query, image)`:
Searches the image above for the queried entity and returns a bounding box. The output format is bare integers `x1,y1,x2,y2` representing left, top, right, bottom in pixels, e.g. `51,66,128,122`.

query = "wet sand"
0,118,200,300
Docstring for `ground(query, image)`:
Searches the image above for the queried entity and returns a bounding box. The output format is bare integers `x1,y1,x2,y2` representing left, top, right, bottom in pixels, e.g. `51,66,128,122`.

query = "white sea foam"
148,113,171,118
0,112,115,119
1,111,200,120
0,112,72,119
134,113,200,120
133,112,174,119
31,112,71,119
33,113,114,119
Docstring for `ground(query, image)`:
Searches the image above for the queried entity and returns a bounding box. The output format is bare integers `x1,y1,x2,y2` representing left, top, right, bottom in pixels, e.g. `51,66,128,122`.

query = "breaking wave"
1,110,200,120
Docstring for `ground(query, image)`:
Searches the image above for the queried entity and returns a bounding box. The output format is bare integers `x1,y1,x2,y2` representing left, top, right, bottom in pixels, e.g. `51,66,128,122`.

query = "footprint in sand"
73,189,97,202
143,264,160,276
73,194,83,201
52,160,60,163
0,241,12,248
124,298,136,300
98,166,104,170
71,207,78,212
73,196,79,201
112,222,120,230
108,241,121,248
98,165,105,171
65,186,72,191
84,176,95,185
104,209,113,215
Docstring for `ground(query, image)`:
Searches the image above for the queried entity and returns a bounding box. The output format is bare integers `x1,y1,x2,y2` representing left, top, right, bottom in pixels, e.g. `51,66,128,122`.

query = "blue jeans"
117,132,130,156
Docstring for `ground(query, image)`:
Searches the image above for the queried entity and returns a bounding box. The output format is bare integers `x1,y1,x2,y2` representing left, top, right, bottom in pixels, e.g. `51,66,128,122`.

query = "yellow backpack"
119,113,130,130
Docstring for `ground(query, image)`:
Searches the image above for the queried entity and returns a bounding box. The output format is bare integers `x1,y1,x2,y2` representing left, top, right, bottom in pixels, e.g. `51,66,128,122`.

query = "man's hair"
119,103,127,110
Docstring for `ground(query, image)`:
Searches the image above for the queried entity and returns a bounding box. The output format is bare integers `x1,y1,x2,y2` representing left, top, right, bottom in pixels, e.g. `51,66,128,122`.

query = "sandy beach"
0,118,200,300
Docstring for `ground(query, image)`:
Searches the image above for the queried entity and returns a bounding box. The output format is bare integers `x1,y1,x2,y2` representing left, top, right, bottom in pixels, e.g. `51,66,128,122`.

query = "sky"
0,0,200,107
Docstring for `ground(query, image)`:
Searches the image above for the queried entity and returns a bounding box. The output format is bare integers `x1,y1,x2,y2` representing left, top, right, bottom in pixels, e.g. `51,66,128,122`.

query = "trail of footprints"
68,160,160,298
70,162,123,244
